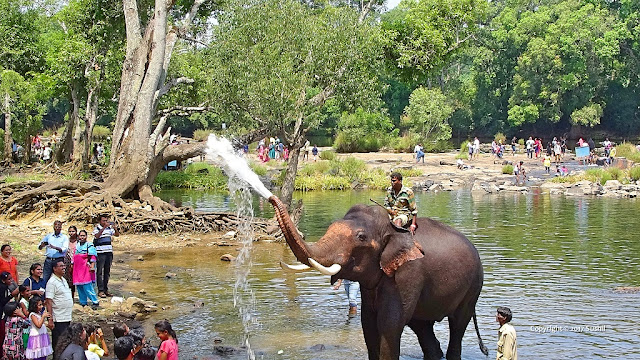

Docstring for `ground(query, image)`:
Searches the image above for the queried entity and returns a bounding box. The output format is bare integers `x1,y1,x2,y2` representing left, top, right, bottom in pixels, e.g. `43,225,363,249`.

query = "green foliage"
391,134,419,152
396,168,423,178
92,125,110,140
615,143,640,163
518,138,525,146
571,103,603,127
457,140,470,159
154,162,227,190
249,162,267,176
606,167,623,181
330,157,367,180
629,166,640,182
403,87,453,145
334,108,393,153
494,132,506,144
192,129,213,142
319,150,336,161
502,164,514,174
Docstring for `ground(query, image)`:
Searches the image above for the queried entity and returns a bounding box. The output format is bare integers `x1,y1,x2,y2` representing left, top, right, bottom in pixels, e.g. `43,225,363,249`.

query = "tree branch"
162,141,208,163
123,0,142,51
156,77,195,100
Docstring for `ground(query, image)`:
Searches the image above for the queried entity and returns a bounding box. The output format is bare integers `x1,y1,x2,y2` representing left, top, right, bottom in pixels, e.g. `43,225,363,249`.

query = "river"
128,189,640,359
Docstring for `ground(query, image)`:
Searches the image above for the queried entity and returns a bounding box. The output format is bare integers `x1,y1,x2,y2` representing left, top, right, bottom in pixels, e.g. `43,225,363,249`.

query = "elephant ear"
380,233,424,277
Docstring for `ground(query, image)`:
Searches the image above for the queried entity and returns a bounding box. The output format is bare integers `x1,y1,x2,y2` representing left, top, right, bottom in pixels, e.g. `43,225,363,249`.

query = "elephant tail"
473,311,489,356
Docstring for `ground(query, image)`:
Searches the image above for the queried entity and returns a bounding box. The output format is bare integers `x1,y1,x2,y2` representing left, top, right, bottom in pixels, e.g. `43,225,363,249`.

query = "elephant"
269,195,488,360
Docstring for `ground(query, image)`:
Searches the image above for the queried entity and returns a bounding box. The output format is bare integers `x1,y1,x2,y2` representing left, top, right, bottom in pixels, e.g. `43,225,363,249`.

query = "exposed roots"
0,180,282,238
1,181,101,220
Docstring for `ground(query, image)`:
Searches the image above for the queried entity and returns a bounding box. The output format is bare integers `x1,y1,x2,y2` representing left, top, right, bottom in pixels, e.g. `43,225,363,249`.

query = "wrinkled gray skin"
270,196,487,360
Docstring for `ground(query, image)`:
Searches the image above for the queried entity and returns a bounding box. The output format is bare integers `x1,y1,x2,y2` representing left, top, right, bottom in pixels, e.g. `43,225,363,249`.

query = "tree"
99,0,219,206
42,0,125,168
403,87,453,145
207,0,384,206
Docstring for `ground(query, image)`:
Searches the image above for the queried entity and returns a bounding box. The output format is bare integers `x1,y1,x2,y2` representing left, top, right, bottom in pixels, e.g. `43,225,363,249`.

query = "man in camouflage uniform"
384,172,418,234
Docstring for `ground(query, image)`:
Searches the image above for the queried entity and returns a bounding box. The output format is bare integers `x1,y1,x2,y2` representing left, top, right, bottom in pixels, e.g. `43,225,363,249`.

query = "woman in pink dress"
72,230,100,308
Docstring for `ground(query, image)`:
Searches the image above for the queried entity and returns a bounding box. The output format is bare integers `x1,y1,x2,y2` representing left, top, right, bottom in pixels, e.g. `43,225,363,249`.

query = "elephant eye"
356,231,366,241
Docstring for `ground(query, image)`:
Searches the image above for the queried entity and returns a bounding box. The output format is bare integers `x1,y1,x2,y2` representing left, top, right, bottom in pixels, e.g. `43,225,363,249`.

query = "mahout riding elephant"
269,196,488,360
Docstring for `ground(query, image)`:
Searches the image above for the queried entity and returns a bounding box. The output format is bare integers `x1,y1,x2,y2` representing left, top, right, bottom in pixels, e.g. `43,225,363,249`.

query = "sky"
386,0,402,10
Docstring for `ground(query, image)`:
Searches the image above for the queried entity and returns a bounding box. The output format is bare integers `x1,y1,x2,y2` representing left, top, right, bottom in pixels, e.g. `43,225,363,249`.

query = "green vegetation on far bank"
551,166,640,185
154,158,423,192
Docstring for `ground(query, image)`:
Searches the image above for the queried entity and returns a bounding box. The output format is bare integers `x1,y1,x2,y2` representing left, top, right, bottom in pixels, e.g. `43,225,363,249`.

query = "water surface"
136,190,640,359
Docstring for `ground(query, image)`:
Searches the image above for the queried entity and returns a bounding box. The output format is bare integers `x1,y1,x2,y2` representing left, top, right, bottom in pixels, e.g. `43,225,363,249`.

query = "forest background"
1,0,640,208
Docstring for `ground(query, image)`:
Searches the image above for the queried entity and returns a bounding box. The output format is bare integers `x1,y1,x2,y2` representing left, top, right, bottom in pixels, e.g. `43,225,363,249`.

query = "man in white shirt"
473,137,480,159
46,258,73,351
496,306,518,360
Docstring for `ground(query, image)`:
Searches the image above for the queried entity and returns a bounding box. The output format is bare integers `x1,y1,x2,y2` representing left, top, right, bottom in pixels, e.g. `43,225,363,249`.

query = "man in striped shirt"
92,214,120,298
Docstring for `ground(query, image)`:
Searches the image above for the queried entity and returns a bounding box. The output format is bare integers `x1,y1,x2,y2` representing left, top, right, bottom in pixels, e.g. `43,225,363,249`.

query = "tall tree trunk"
55,84,79,164
3,94,12,162
79,81,101,170
105,0,207,201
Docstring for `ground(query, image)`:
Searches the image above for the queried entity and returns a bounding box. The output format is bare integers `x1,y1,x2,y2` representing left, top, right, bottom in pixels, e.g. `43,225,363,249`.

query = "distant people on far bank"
514,161,526,185
473,137,480,159
414,144,424,163
312,145,319,162
496,306,518,360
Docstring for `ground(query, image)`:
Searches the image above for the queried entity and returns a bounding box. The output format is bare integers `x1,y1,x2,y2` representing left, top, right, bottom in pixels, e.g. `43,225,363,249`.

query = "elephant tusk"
279,261,311,271
308,258,341,276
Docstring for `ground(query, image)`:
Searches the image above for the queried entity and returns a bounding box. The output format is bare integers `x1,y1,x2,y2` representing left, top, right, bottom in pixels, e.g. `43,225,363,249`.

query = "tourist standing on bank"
0,244,19,287
63,226,78,301
45,259,73,351
39,221,69,285
23,264,46,298
496,306,517,360
525,137,534,159
73,230,99,309
473,137,480,159
92,215,119,298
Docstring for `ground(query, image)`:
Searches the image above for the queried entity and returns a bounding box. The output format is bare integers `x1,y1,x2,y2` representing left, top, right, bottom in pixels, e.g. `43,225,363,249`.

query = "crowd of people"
0,213,180,359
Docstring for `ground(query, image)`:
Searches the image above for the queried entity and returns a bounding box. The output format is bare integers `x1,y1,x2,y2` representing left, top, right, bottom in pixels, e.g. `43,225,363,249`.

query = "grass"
319,150,336,161
92,125,111,140
2,174,45,183
615,143,640,163
502,165,514,174
193,129,213,142
154,162,227,190
457,141,470,159
293,157,421,191
551,166,636,185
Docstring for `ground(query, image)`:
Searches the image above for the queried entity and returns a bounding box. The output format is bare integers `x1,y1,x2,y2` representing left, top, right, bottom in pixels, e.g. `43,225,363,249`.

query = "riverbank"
2,219,235,355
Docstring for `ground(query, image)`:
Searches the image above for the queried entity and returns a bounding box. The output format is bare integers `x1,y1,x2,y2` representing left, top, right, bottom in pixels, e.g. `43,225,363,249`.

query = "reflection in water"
147,190,640,359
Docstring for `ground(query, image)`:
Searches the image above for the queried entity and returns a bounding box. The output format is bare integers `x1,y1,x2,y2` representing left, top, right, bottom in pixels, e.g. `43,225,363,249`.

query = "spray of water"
206,134,272,360
206,135,273,199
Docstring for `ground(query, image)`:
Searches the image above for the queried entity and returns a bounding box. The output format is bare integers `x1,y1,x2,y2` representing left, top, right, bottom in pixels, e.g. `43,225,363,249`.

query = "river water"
131,190,640,359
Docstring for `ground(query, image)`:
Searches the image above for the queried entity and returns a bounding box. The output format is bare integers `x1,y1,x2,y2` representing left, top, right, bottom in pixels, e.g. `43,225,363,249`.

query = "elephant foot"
424,349,444,360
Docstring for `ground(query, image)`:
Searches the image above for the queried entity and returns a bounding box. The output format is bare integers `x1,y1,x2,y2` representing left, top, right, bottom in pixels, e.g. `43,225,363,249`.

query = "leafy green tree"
0,0,45,75
403,87,453,145
334,108,395,152
207,0,384,205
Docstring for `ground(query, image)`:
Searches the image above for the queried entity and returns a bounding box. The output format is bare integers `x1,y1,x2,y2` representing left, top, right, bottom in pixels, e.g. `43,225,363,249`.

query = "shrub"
362,169,390,190
423,139,453,153
319,150,336,161
193,129,214,142
502,165,514,174
390,134,418,153
397,168,423,178
249,162,267,176
615,143,640,163
629,166,640,182
184,162,215,175
605,167,623,181
518,138,525,146
457,140,470,159
494,132,506,144
333,157,366,180
334,108,393,153
92,125,111,140
154,163,227,190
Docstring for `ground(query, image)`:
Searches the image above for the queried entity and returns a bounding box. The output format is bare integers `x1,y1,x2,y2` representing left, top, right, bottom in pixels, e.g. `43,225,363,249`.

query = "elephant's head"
269,196,424,288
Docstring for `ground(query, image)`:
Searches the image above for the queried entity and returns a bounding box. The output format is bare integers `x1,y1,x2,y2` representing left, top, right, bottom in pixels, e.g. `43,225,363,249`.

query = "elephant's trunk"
269,195,312,265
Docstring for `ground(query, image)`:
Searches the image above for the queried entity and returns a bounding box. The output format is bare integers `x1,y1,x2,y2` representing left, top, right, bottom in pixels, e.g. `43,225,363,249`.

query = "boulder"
120,296,158,314
427,183,442,192
220,254,235,262
603,180,622,191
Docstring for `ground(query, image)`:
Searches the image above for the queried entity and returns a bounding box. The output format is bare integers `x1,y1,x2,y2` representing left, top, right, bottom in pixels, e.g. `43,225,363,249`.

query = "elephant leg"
408,320,443,360
361,289,380,360
445,306,474,360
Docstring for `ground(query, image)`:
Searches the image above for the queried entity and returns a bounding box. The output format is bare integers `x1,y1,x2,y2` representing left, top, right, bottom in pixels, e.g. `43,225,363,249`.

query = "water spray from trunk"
206,134,273,199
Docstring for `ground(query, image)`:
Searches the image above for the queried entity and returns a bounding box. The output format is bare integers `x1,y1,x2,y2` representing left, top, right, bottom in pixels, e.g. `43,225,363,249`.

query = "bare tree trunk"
104,0,206,200
280,144,302,207
79,85,100,170
55,85,80,164
3,94,12,162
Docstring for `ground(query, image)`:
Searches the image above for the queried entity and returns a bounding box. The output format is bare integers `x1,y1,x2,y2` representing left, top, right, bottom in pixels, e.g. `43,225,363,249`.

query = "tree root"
0,180,283,238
